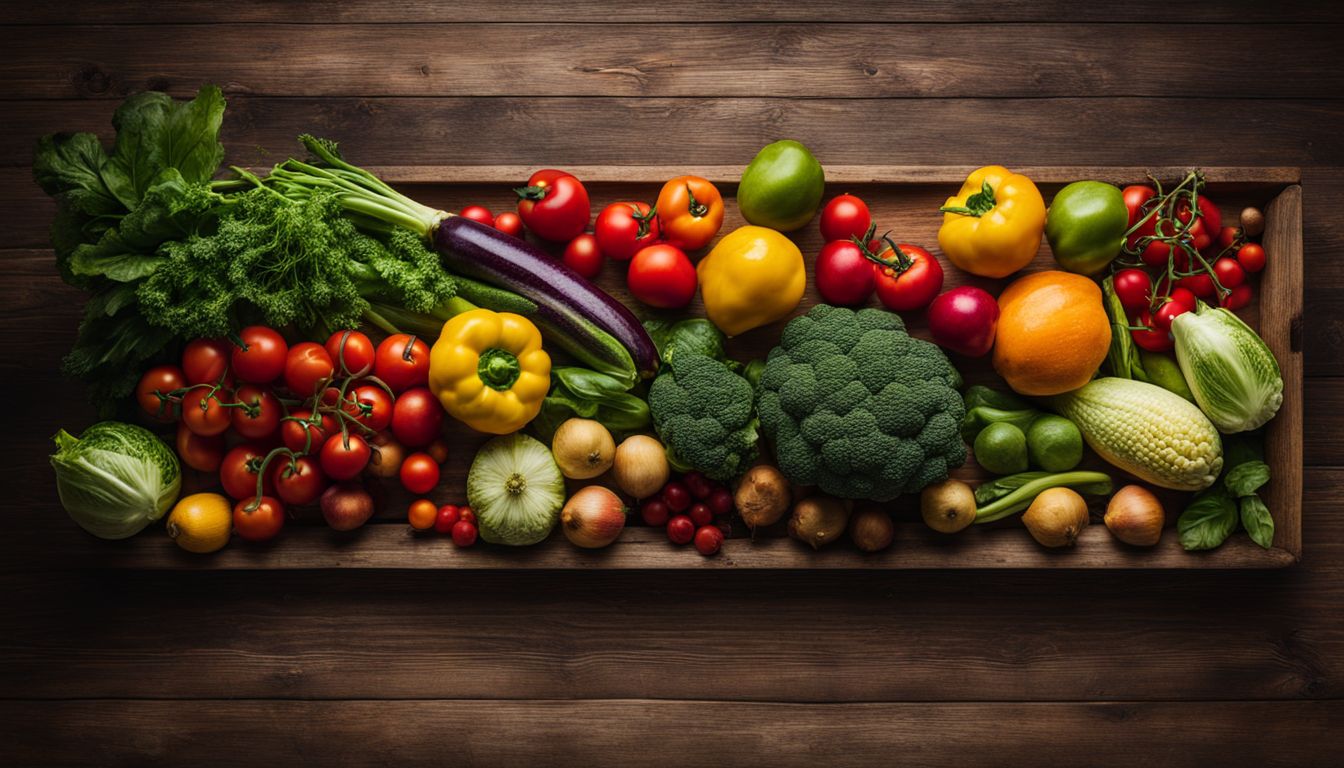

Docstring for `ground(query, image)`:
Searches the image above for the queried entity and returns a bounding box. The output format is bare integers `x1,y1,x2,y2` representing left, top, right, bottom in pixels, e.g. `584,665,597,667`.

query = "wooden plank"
6,1,1340,24
0,699,1339,768
7,24,1341,100
1263,186,1303,555
6,97,1344,174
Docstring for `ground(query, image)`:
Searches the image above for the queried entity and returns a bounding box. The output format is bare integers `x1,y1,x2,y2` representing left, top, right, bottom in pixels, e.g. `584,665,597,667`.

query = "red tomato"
458,507,476,526
1216,225,1242,252
627,244,697,309
1177,272,1217,301
1196,195,1222,247
274,455,327,506
927,287,998,357
182,387,233,437
1168,287,1198,311
1236,242,1266,273
233,496,285,542
515,169,590,241
1153,300,1189,332
640,498,670,527
136,365,186,422
707,488,733,517
284,342,334,396
220,444,276,501
435,505,461,534
666,515,695,545
400,452,441,495
231,384,282,440
694,525,724,556
374,334,430,393
320,433,371,480
1212,257,1246,290
1131,308,1174,352
562,233,604,279
494,211,523,238
391,387,444,447
176,422,225,473
871,242,944,313
348,384,394,432
182,338,232,386
1139,238,1172,268
1221,283,1254,310
282,409,336,454
819,194,872,243
324,330,375,377
594,201,661,261
1112,269,1152,313
232,326,288,384
1122,185,1157,227
814,241,875,306
459,205,494,227
451,520,478,547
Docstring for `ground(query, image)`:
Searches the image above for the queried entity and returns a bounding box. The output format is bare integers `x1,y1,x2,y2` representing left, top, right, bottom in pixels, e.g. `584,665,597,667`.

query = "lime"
1026,415,1084,472
973,422,1029,475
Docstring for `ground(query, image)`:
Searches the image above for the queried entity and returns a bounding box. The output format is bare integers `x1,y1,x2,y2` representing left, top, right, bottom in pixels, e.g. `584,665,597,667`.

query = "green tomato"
737,140,825,232
1045,180,1129,275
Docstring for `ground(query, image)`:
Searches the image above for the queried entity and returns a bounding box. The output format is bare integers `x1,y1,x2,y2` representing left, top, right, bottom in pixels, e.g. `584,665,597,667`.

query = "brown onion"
551,418,616,480
366,432,406,479
560,486,627,549
611,435,670,498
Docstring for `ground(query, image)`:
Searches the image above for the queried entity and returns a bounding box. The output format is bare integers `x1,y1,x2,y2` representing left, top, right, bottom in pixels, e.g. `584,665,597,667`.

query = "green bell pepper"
1045,180,1129,275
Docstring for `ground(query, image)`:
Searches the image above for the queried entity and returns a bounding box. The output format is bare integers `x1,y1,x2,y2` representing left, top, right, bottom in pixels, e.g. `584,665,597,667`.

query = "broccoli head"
756,304,966,501
648,352,759,482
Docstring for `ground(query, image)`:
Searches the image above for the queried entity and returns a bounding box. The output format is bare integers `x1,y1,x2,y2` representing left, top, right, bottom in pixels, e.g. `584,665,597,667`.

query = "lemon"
166,492,232,553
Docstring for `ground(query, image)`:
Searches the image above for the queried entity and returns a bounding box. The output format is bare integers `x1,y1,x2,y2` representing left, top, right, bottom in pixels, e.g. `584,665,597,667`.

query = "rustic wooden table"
2,3,1342,765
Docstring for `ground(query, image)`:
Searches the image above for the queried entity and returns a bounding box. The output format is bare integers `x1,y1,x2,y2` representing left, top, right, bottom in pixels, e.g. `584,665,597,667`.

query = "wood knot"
75,64,110,95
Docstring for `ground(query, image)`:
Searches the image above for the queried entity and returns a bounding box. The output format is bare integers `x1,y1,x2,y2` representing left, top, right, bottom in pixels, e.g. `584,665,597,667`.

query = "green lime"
1026,415,1084,472
737,140,825,232
973,422,1029,475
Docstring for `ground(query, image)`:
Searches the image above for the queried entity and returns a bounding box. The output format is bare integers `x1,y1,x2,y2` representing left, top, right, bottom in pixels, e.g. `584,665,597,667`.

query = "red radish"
927,286,999,357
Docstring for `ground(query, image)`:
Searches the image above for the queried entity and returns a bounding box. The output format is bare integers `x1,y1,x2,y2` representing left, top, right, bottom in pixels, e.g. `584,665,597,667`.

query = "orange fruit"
992,271,1111,396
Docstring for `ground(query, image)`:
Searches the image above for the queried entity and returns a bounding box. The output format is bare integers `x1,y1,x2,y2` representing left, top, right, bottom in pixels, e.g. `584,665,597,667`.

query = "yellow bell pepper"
937,165,1046,278
697,225,805,337
428,309,551,435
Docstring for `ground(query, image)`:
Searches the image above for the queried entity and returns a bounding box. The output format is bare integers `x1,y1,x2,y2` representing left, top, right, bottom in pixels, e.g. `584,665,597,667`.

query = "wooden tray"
67,166,1303,570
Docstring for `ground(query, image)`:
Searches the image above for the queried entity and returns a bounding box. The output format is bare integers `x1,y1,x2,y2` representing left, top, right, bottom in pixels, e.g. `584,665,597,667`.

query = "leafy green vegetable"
973,471,1113,523
50,422,181,540
960,385,1040,443
1225,460,1270,498
531,367,651,442
1177,487,1239,551
1172,302,1283,433
644,318,726,364
1240,494,1275,549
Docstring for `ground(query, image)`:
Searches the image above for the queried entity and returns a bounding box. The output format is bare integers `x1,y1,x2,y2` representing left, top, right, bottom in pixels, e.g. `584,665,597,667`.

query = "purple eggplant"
434,216,658,384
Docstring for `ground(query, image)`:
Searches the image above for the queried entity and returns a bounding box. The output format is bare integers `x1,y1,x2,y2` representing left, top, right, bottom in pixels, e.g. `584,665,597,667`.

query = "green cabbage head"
51,421,182,539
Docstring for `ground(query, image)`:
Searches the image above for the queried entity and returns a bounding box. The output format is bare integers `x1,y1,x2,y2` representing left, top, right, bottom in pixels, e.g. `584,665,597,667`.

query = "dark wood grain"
2,699,1340,768
7,24,1341,100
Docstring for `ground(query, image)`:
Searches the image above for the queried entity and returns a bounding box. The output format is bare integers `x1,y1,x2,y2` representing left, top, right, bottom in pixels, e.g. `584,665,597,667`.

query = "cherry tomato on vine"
1221,283,1254,310
1196,195,1222,249
1168,287,1198,311
220,444,277,501
1139,238,1172,268
232,326,288,384
814,240,875,306
284,342,334,396
233,496,285,542
1236,242,1266,273
320,433,371,481
182,387,233,437
408,499,438,531
626,244,697,309
1131,308,1174,353
182,338,232,385
374,334,430,394
1122,185,1157,227
870,241,944,312
595,201,661,261
459,205,494,228
391,387,444,448
282,409,336,454
324,330,375,378
274,455,327,506
1212,257,1246,289
176,422,225,473
1112,269,1152,313
348,384,394,432
562,233,604,279
494,211,523,238
1177,272,1217,301
1153,300,1190,332
819,194,872,244
514,169,590,241
657,176,725,251
231,384,283,440
400,452,441,495
136,365,186,422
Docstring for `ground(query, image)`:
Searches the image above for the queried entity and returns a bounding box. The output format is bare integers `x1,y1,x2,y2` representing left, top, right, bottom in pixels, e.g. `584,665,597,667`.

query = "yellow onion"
560,486,627,549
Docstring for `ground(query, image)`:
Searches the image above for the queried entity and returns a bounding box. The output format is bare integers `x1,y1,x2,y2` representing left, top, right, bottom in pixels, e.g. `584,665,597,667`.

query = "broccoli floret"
648,352,758,482
756,304,966,501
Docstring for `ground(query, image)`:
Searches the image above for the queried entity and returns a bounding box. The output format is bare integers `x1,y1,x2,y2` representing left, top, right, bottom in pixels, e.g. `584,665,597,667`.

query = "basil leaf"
1240,494,1275,549
1178,487,1239,551
1225,460,1271,498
